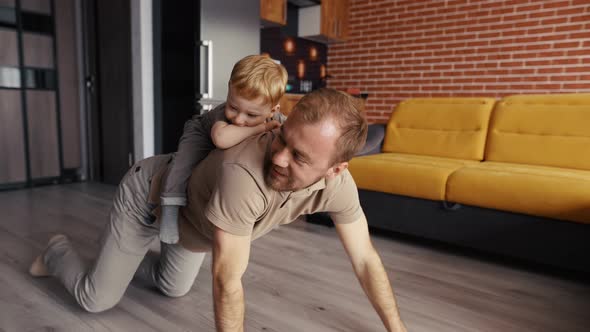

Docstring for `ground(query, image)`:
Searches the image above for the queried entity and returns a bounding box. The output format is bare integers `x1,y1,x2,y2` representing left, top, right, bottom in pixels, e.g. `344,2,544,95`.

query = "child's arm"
211,120,280,149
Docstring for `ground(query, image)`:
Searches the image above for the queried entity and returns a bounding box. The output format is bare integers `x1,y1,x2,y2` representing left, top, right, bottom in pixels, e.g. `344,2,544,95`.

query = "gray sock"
159,205,180,244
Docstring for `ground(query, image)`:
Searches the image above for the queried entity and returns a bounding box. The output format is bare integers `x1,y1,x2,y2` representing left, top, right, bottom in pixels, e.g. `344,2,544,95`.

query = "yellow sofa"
347,93,590,273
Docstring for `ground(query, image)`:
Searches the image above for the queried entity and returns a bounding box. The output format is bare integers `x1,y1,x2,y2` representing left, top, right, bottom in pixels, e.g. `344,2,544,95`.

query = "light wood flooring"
0,183,588,331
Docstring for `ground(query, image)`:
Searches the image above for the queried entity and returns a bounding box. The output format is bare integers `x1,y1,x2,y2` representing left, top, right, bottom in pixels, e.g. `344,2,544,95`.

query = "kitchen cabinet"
279,92,365,117
279,93,304,116
298,0,348,43
260,0,287,26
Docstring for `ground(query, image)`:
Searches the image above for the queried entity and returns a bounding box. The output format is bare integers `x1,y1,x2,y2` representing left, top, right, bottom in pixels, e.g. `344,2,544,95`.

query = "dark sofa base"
312,190,590,275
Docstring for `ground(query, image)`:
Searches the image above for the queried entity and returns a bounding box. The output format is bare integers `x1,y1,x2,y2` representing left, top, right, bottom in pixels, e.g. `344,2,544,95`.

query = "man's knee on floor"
157,282,192,298
78,294,121,313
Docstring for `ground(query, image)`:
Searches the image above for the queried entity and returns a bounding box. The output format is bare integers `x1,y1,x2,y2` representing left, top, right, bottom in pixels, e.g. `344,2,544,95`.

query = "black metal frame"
0,0,80,191
50,0,65,177
15,0,31,187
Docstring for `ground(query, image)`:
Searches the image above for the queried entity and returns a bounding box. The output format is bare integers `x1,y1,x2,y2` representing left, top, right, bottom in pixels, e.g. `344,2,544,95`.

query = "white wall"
131,0,154,161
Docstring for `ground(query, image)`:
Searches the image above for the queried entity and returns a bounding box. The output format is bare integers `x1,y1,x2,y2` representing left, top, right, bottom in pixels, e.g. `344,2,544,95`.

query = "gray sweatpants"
41,154,207,313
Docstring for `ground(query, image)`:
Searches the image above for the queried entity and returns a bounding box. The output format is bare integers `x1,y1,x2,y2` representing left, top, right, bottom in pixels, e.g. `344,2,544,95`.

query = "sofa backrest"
382,98,496,160
485,93,590,170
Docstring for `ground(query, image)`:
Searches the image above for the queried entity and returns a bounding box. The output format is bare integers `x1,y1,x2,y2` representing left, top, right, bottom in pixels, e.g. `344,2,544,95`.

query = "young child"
159,54,288,244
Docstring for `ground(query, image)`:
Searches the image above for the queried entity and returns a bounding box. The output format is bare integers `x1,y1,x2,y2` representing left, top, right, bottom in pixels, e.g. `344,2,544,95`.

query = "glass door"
0,0,83,189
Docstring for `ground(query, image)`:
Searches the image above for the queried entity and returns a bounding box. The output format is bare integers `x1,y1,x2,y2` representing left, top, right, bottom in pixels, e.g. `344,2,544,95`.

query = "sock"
159,205,180,244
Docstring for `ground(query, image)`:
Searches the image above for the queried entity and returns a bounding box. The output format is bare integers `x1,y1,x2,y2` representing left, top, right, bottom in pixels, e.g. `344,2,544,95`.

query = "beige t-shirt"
152,130,363,247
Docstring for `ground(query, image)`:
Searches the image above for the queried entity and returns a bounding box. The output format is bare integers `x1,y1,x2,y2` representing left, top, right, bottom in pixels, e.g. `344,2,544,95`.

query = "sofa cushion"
485,93,590,171
446,162,590,224
382,98,496,160
349,153,478,201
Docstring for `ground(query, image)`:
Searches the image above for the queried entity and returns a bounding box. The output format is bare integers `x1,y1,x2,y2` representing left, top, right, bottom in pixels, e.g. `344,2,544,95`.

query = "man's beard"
263,157,294,191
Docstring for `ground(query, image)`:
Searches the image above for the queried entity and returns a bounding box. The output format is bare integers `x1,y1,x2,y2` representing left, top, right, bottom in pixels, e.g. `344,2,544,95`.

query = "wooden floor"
0,183,589,331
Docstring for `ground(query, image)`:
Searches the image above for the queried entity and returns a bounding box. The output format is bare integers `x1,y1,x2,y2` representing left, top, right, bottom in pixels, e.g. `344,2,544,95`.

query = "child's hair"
229,55,288,106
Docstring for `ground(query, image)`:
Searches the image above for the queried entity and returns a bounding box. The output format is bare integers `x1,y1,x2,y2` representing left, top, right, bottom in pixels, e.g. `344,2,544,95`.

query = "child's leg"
159,204,181,244
160,117,215,244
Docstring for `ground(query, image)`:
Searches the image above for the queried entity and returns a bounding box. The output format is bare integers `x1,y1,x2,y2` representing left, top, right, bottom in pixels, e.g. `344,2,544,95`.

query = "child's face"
225,86,276,127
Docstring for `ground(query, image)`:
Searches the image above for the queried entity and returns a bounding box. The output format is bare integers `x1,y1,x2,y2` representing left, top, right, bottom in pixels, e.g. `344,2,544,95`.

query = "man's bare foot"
29,254,49,277
29,234,67,277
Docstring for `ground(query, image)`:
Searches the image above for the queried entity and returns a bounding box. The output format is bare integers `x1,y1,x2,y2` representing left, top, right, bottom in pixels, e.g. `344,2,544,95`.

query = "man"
30,88,407,331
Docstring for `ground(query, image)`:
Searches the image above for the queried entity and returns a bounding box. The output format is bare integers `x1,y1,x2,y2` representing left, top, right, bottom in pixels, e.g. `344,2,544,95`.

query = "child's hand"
264,120,281,131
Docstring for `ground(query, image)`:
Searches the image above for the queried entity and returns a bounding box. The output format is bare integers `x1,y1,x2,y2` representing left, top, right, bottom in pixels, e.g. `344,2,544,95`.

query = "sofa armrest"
355,123,386,156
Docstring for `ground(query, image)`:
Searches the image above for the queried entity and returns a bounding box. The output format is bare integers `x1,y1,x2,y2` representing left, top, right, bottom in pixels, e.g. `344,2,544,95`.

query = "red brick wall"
328,0,590,123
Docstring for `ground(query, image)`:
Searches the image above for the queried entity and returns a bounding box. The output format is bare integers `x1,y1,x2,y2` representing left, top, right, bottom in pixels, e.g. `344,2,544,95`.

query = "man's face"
225,85,275,127
264,115,348,191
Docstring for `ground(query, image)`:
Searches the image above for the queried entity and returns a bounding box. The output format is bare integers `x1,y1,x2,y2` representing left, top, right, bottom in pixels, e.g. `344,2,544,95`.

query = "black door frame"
81,0,101,182
152,0,201,155
82,0,134,185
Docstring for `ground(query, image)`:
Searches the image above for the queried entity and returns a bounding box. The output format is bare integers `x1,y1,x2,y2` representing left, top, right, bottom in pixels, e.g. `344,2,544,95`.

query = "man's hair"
229,55,288,106
291,88,368,164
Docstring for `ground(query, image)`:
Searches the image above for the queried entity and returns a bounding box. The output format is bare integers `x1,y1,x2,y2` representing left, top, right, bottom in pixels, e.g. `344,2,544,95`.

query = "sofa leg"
442,201,462,211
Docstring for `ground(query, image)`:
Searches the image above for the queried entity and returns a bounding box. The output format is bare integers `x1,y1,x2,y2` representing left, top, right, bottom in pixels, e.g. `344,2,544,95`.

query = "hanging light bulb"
283,38,295,55
320,64,327,79
309,46,318,61
297,59,305,79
